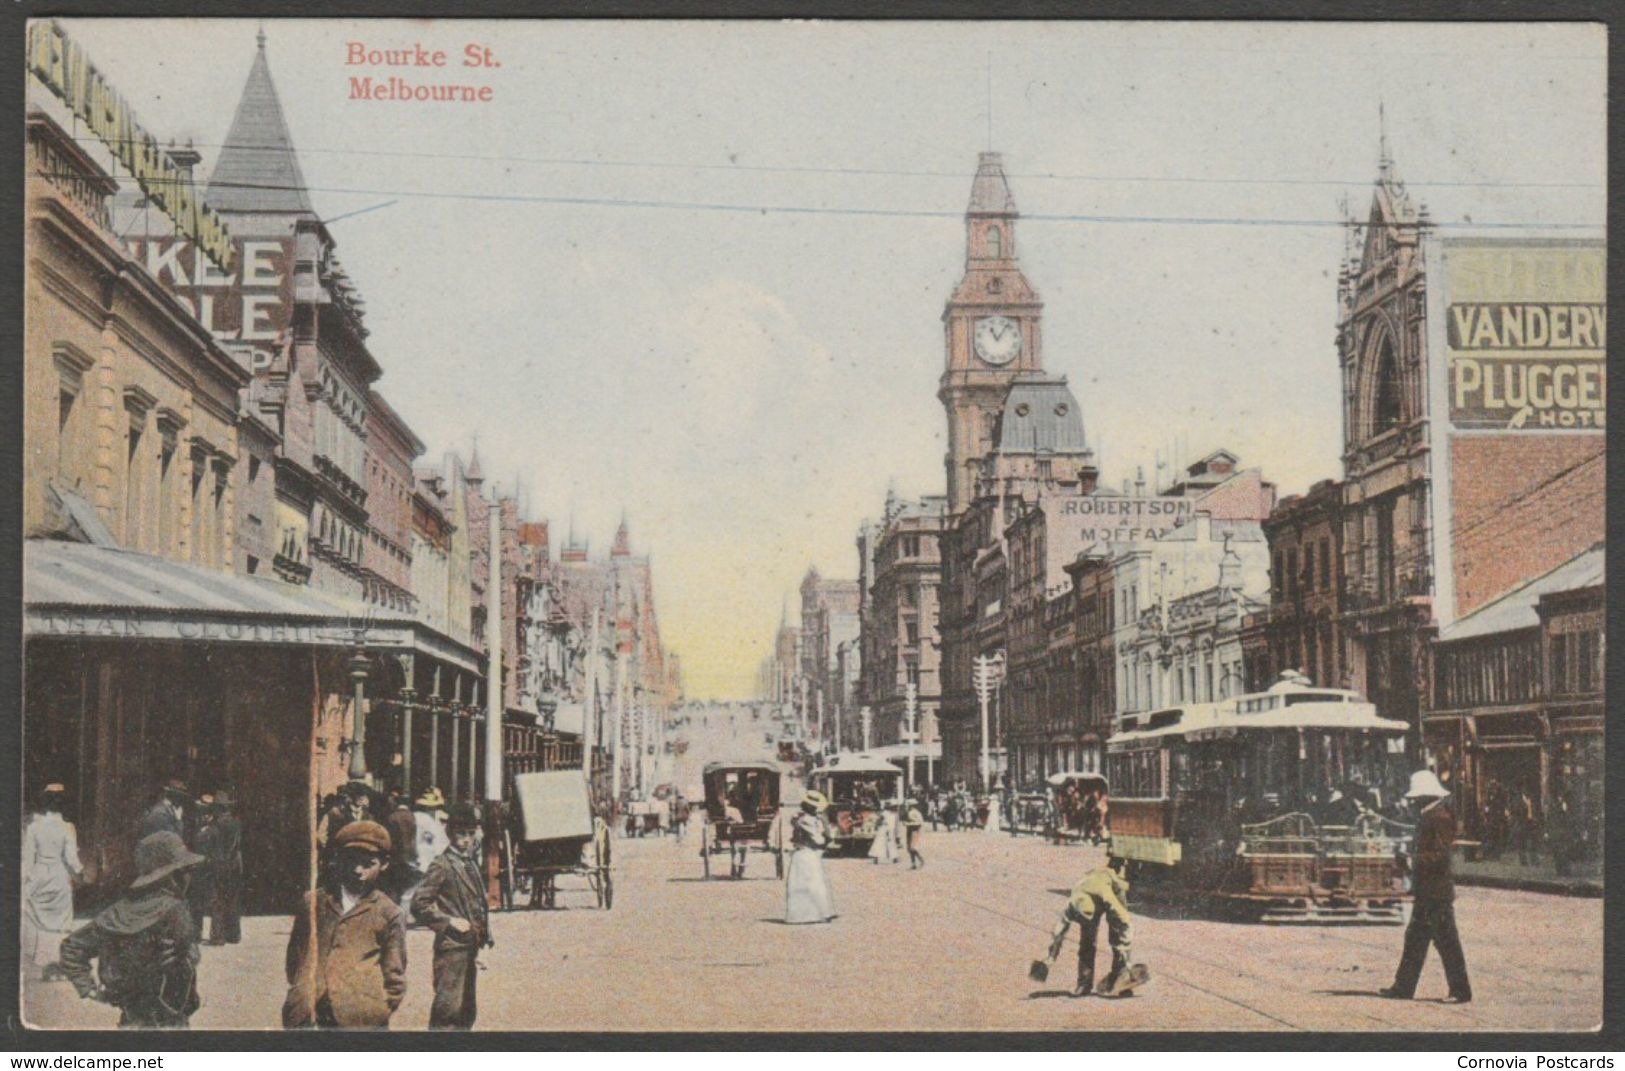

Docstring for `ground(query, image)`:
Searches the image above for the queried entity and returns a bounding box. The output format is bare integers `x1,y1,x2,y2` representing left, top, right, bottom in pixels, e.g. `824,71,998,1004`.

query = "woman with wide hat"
784,791,837,924
59,831,205,1028
22,783,83,980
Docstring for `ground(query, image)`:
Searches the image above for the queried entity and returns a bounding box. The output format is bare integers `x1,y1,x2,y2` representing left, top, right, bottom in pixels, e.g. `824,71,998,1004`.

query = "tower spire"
985,53,993,152
1378,100,1392,178
207,30,316,216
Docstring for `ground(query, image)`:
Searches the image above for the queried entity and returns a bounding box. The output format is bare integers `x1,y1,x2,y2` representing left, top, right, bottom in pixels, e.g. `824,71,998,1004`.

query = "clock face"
974,315,1022,365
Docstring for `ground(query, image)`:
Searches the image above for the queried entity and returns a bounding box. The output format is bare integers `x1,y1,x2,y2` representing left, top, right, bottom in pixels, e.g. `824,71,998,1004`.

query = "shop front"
23,539,484,914
1425,545,1603,887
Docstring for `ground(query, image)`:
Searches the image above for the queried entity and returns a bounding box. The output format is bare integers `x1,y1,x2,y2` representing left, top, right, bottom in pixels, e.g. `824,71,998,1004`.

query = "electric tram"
1105,671,1415,923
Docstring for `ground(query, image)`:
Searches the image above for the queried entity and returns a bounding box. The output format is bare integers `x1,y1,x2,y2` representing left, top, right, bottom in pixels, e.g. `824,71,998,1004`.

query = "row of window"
1119,650,1245,712
1434,628,1601,710
53,353,233,569
1273,536,1335,599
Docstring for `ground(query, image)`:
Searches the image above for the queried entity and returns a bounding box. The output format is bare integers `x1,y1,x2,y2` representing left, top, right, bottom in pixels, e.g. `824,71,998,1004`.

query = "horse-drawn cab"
698,760,785,879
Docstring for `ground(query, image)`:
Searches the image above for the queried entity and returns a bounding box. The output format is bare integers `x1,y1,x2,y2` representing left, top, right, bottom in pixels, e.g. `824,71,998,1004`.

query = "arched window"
987,226,1002,258
1373,338,1402,433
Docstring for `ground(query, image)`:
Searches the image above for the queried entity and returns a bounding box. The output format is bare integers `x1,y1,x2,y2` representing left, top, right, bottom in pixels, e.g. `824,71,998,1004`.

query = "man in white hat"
1381,769,1472,1004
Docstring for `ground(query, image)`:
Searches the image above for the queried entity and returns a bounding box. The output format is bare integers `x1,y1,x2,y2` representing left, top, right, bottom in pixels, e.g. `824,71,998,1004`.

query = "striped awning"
24,539,482,673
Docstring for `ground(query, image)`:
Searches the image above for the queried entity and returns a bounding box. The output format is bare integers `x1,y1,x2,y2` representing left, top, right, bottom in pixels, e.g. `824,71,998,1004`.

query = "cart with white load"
509,770,613,910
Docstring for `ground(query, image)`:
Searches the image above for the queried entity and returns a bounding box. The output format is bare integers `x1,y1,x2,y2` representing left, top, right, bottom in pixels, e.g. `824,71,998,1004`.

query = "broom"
1028,920,1070,983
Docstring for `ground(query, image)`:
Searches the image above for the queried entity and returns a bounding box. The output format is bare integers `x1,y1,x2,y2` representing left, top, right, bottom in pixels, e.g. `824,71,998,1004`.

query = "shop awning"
24,539,484,674
1438,543,1604,643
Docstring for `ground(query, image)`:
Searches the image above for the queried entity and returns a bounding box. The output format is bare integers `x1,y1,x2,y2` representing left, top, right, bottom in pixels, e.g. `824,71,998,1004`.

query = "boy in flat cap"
59,831,203,1028
411,803,491,1030
283,819,407,1029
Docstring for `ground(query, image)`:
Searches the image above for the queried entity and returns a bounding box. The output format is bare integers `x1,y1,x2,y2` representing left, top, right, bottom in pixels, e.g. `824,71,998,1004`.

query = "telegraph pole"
904,680,918,797
584,610,600,774
974,652,1004,795
484,489,503,804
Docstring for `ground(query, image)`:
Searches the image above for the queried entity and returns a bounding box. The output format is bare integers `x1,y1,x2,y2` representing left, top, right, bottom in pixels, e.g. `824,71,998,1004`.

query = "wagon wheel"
773,812,786,878
774,840,784,879
592,835,608,909
700,817,712,879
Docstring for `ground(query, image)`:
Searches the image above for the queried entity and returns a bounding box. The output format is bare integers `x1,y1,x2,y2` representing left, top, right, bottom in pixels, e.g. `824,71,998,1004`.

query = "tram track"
920,838,1508,1031
937,878,1305,1030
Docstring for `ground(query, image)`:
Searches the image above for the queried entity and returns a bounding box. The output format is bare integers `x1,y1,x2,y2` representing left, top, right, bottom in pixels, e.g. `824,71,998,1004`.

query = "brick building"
1332,139,1604,745
934,153,1099,789
1258,478,1346,690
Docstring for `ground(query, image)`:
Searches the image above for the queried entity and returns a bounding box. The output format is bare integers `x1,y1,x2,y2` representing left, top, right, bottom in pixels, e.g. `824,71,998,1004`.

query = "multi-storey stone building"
1111,457,1274,719
858,494,947,758
363,391,423,613
1333,141,1604,742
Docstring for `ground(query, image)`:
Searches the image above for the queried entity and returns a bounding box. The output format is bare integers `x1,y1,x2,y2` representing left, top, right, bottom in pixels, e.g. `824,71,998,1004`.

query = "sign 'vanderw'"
1442,242,1606,431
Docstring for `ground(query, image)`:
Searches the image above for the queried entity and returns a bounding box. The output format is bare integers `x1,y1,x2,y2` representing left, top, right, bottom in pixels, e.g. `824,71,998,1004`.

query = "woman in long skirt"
867,801,899,865
785,791,836,924
22,784,82,978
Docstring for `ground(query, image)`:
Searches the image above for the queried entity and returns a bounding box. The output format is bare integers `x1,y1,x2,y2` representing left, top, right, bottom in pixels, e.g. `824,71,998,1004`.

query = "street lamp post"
346,639,372,783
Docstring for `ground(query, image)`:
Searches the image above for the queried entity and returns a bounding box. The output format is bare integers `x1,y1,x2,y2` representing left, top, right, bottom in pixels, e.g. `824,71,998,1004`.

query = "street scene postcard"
16,18,1606,1036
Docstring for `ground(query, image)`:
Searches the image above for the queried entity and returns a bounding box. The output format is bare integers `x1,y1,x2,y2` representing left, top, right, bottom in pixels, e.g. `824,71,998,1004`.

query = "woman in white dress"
784,791,836,924
867,800,900,865
22,783,82,978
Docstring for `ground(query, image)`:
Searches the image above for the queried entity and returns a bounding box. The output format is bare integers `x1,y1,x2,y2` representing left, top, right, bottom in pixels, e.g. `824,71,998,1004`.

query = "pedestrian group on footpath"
23,761,1472,1028
30,776,493,1030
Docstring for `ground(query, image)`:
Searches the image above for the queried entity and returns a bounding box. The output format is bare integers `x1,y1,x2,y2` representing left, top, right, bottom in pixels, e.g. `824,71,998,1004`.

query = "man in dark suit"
410,803,491,1029
140,780,188,839
1382,769,1472,1004
198,793,243,945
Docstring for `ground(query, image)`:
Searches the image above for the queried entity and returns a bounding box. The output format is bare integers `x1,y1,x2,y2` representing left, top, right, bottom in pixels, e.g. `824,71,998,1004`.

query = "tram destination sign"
1441,242,1605,432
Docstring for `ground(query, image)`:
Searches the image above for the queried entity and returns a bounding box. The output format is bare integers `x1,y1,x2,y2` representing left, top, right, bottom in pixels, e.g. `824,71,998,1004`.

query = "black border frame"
2,0,1620,1052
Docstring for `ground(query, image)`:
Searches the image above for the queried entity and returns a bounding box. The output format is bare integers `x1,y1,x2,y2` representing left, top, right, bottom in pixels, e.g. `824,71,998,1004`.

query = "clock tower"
938,151,1044,515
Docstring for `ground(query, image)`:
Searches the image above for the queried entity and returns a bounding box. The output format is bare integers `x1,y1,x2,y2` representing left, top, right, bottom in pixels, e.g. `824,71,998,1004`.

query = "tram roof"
701,760,781,776
810,753,905,776
1107,690,1408,747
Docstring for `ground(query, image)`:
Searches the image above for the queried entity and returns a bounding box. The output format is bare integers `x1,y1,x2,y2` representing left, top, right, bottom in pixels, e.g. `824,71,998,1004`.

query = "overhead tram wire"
79,172,1603,233
64,133,1603,192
